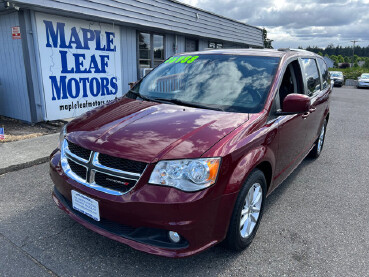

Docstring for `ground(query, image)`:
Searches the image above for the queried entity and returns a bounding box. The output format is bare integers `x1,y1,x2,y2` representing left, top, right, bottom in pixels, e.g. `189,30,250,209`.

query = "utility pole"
351,40,358,66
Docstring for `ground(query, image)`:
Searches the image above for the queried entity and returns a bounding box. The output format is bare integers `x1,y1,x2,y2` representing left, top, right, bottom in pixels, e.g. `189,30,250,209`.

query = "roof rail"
278,48,310,52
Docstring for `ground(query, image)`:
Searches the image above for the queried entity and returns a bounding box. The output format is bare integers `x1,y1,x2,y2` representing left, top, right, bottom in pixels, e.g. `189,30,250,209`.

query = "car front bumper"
50,150,237,257
333,79,343,86
357,81,369,88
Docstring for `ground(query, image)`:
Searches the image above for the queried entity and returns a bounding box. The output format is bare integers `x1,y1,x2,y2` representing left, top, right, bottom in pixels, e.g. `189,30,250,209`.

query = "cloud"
178,0,369,49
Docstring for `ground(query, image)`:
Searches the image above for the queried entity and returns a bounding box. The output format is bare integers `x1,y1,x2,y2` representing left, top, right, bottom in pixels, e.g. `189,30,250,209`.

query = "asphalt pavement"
1,87,368,276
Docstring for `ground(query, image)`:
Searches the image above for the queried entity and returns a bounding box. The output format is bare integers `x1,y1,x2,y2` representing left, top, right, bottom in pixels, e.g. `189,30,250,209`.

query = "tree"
262,28,273,49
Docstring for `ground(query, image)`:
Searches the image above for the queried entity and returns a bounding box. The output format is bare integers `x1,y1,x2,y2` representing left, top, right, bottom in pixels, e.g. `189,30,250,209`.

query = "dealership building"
0,0,263,123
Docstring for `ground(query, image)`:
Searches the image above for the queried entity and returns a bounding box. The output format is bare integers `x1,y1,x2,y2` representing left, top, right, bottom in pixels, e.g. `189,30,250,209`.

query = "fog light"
168,231,180,243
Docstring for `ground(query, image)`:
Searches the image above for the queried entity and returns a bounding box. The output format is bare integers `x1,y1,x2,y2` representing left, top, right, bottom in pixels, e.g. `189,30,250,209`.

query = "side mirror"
129,81,138,89
282,94,310,114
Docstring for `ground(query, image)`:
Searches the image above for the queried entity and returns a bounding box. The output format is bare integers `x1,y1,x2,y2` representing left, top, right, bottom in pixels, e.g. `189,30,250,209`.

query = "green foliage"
306,44,369,57
262,28,273,49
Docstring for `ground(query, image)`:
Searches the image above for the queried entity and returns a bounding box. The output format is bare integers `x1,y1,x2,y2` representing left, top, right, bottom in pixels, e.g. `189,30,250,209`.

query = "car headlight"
58,124,67,148
149,158,221,192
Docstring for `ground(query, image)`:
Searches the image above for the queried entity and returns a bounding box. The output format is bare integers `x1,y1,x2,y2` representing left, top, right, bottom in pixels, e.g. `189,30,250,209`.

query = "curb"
0,157,49,175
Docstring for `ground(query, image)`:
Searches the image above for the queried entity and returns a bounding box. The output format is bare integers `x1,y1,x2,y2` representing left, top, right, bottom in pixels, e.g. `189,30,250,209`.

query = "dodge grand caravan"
50,49,331,257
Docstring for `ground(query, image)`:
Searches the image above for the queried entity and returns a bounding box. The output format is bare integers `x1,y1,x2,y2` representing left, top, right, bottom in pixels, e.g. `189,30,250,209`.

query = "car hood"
66,98,249,163
359,78,369,82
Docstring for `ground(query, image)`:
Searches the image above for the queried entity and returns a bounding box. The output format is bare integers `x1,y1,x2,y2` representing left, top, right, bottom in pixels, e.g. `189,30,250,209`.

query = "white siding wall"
17,0,263,47
121,26,138,91
198,39,208,50
0,12,31,121
176,35,185,53
165,34,175,58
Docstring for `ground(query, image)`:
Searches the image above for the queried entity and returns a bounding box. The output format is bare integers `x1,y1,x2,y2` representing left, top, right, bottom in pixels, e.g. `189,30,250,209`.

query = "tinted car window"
134,54,280,113
302,58,321,95
317,59,329,89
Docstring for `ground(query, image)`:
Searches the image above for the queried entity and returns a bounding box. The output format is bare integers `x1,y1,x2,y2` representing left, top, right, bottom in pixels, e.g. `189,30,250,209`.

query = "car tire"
309,118,327,159
225,169,267,251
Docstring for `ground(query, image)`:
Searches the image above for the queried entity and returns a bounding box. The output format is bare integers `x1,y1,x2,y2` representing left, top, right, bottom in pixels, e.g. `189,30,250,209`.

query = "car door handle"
309,107,316,113
302,112,310,119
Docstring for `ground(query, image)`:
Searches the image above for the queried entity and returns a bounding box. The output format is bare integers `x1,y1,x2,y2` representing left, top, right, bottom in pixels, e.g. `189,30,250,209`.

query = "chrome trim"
64,140,92,163
90,169,136,195
92,153,142,178
61,140,89,184
92,168,138,182
61,139,146,196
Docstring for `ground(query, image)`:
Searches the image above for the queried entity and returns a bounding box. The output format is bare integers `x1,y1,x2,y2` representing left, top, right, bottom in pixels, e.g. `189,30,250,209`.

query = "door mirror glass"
282,94,310,114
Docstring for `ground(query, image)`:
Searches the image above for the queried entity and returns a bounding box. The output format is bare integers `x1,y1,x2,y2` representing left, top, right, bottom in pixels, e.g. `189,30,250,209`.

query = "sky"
178,0,369,49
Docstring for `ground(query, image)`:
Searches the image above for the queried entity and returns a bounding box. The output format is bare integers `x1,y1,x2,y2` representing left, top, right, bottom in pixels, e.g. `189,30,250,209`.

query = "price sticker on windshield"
165,56,199,64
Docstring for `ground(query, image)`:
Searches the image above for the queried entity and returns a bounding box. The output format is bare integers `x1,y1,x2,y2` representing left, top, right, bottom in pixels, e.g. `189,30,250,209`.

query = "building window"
208,41,223,49
138,32,164,78
185,38,198,52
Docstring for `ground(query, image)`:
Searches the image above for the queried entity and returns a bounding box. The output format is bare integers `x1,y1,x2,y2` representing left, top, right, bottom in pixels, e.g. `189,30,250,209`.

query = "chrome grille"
61,140,147,195
93,172,137,193
67,141,91,161
67,159,87,180
98,153,146,174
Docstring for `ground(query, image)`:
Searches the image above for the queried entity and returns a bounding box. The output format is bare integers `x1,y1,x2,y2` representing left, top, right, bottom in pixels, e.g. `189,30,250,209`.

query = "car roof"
179,48,318,58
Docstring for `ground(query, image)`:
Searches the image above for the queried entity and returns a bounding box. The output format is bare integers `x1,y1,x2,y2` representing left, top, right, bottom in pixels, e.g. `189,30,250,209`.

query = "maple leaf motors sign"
35,13,122,120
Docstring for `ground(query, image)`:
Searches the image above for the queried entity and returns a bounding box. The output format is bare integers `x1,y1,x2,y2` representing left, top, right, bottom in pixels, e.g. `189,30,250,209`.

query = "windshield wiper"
128,90,154,102
153,98,224,111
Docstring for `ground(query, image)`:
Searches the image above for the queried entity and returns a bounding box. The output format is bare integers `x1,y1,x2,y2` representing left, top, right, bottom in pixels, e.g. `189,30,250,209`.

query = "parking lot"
1,86,368,276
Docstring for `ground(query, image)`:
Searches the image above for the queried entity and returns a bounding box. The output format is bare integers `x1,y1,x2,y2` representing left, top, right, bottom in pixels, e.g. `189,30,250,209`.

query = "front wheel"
309,118,327,158
225,169,267,251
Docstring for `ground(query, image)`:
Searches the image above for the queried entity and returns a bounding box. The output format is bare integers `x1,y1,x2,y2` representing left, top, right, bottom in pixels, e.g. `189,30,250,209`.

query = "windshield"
131,54,280,113
361,74,369,78
330,72,343,77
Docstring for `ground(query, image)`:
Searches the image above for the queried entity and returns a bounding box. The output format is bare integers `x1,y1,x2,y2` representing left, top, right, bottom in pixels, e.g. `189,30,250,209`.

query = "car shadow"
263,157,315,214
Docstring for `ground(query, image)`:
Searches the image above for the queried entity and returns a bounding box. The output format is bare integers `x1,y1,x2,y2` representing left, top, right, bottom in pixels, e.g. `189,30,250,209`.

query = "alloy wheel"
317,124,325,154
240,183,263,238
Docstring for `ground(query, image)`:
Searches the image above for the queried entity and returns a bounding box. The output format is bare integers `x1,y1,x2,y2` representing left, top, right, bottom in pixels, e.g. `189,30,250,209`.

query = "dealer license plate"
72,190,100,221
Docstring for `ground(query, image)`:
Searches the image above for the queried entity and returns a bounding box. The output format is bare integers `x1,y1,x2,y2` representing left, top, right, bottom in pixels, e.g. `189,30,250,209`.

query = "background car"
329,71,344,87
357,73,369,88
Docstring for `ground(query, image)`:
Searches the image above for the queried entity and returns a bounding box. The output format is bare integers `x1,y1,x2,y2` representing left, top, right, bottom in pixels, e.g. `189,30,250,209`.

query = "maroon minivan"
50,49,331,257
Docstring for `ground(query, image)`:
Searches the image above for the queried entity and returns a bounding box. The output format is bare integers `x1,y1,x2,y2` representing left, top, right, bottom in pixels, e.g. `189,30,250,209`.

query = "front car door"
272,59,310,186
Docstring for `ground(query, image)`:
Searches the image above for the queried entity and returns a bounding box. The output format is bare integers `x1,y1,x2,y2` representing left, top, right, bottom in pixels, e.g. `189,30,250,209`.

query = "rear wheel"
309,119,327,158
225,169,267,250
